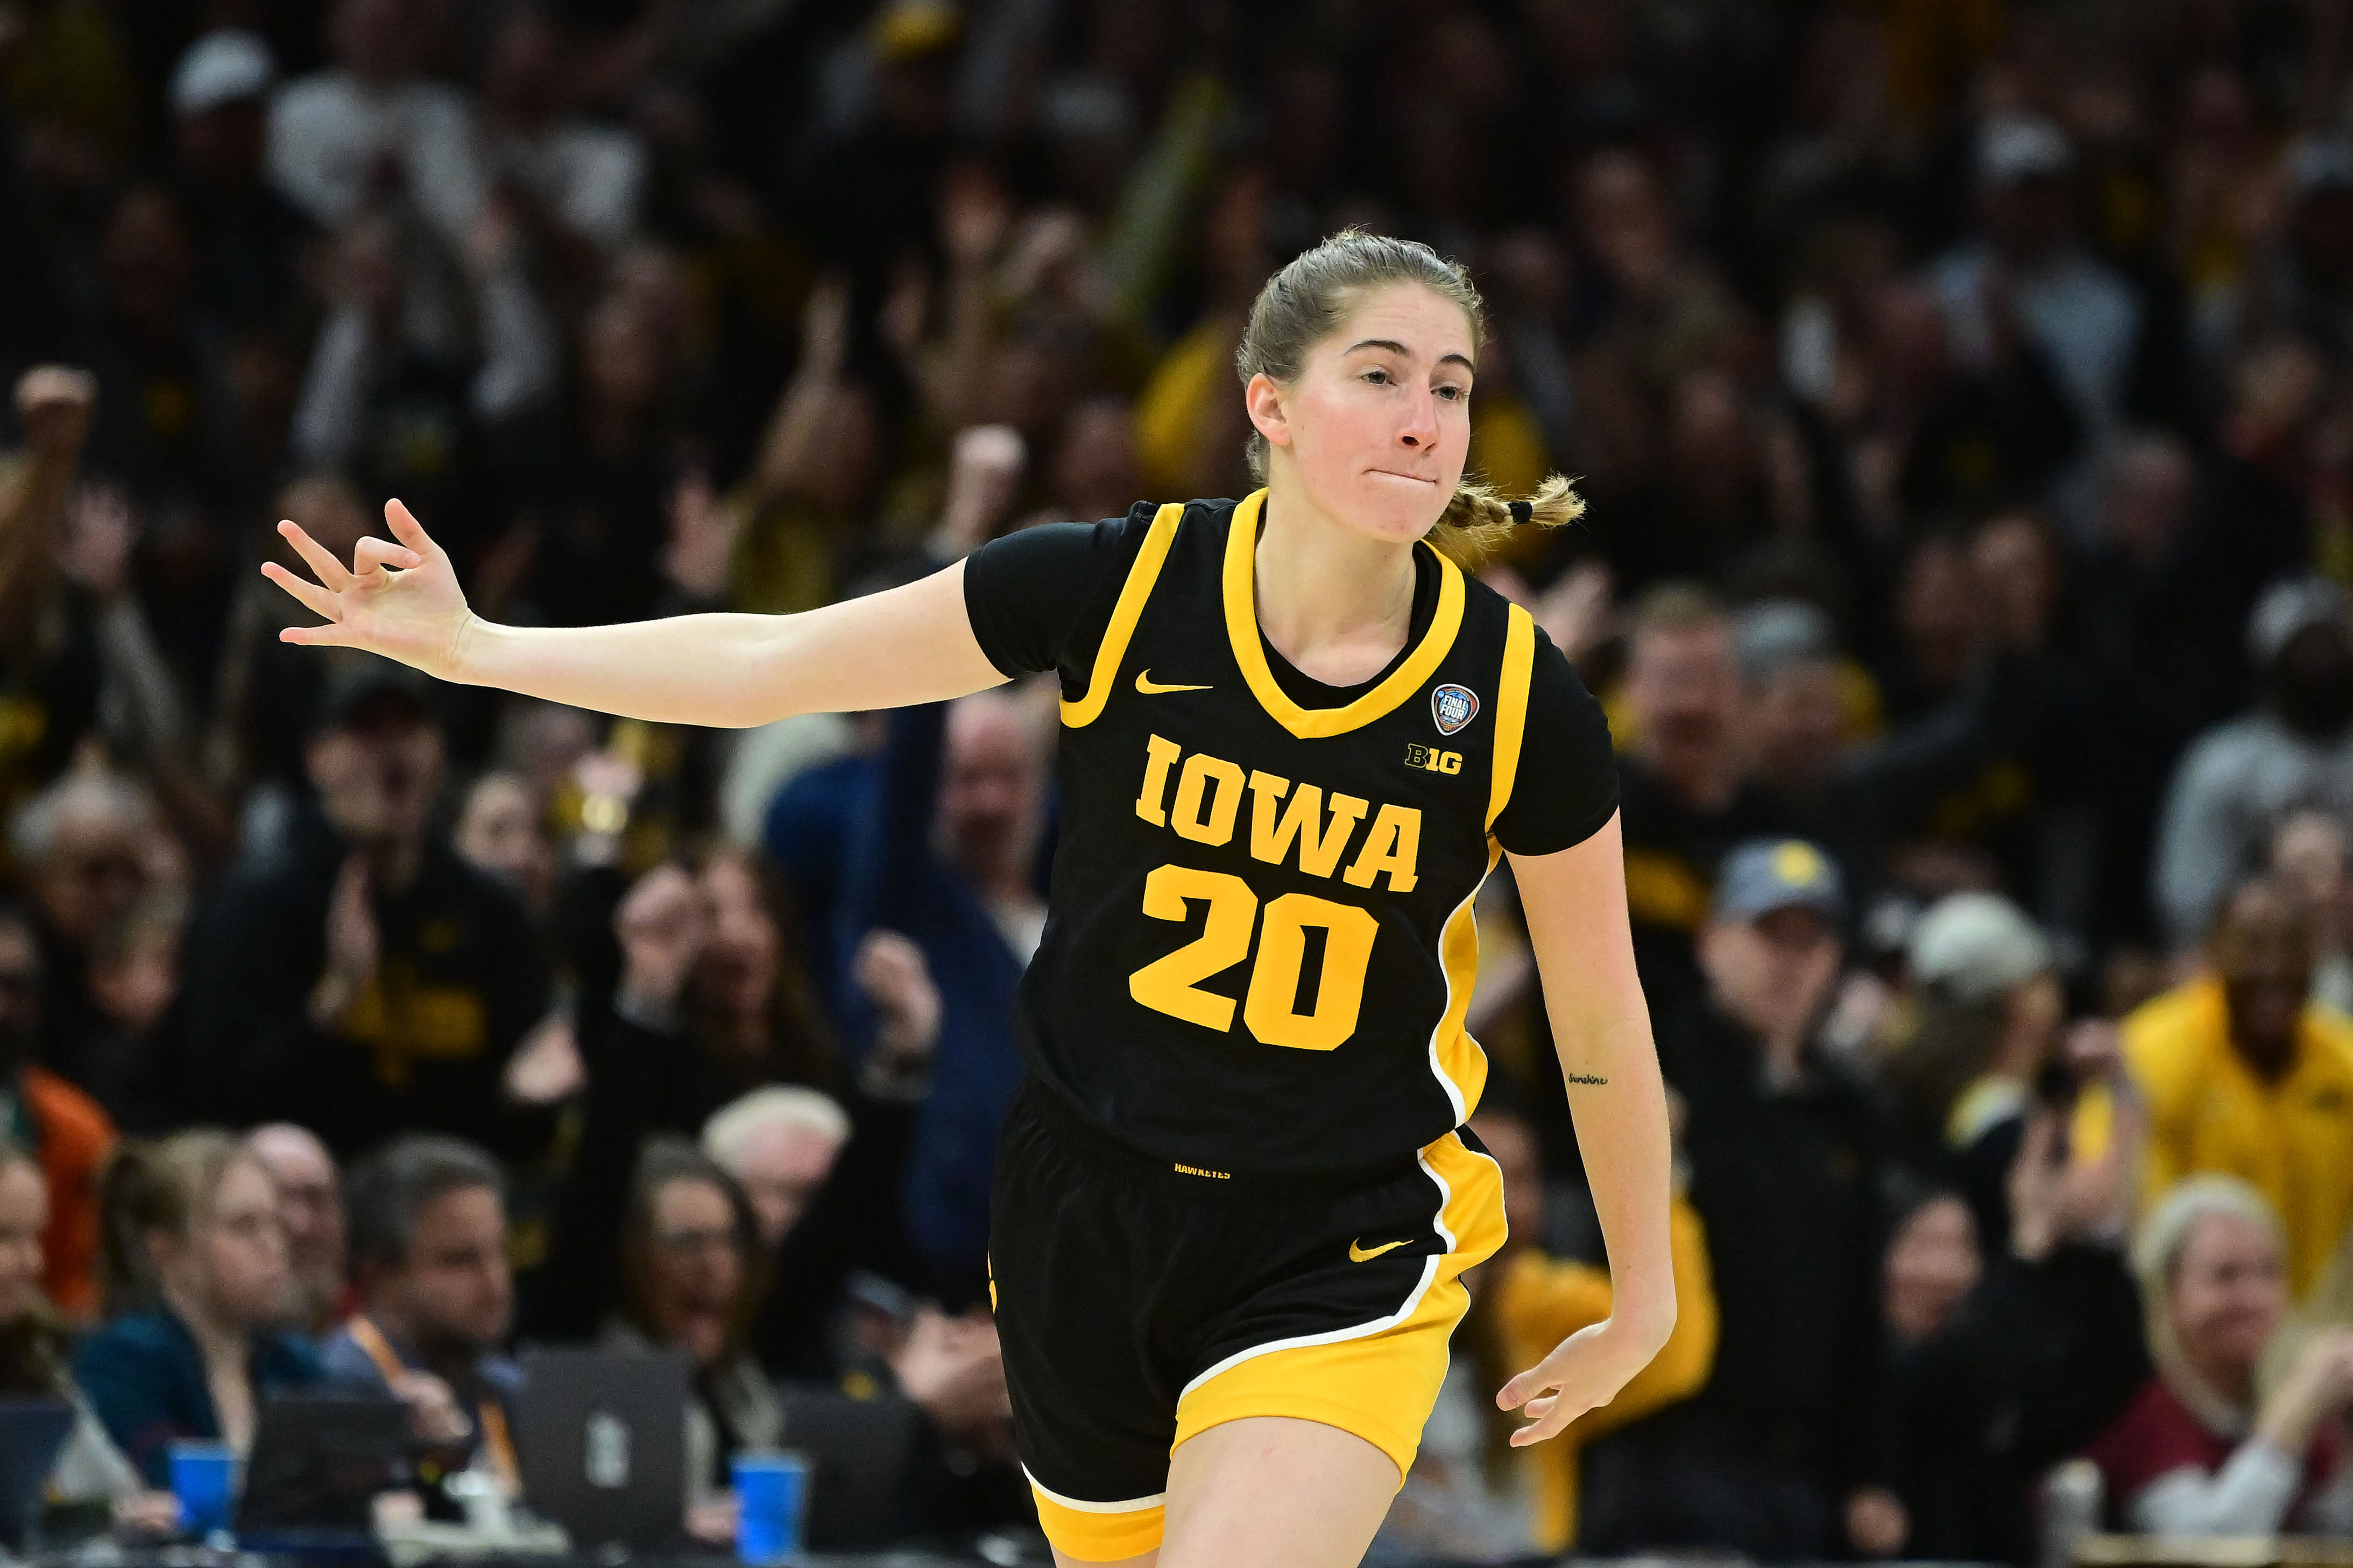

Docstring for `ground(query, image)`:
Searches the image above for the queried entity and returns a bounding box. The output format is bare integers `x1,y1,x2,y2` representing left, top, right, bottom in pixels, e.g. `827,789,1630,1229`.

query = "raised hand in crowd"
887,1303,1013,1451
928,424,1027,559
56,481,136,605
307,853,380,1031
16,363,96,456
2,366,97,636
2008,1039,2145,1262
850,929,940,1099
2258,1328,2353,1460
660,467,739,605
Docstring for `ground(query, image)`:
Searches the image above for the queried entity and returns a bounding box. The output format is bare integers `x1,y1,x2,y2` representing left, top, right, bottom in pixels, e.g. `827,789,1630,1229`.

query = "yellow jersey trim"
1059,502,1186,729
1221,489,1467,740
1487,601,1536,833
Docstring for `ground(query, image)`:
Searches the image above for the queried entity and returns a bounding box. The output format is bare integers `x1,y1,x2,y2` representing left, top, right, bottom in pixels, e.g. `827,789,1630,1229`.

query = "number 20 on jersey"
1127,733,1422,1052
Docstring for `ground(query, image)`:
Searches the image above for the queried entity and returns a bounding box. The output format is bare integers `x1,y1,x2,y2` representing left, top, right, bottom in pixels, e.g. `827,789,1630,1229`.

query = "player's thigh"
1154,1415,1400,1568
1052,1550,1156,1568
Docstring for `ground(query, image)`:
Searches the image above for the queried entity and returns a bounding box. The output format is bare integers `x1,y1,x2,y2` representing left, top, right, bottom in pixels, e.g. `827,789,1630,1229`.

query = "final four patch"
1432,683,1479,736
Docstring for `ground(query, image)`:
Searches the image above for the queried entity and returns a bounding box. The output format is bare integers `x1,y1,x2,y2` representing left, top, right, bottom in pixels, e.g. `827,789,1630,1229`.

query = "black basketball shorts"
986,1078,1506,1562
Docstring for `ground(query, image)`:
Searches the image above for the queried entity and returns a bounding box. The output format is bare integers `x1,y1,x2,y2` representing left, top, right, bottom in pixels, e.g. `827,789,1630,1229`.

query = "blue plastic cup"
167,1441,236,1538
731,1451,810,1566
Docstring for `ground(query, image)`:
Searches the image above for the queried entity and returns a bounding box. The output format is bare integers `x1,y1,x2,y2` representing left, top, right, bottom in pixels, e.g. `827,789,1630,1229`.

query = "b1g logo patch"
1431,684,1479,736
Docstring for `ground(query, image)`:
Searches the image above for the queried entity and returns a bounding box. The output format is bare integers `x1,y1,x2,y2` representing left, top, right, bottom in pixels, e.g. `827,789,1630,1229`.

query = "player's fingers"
278,520,355,591
352,535,422,574
383,498,442,560
278,620,354,647
260,559,343,621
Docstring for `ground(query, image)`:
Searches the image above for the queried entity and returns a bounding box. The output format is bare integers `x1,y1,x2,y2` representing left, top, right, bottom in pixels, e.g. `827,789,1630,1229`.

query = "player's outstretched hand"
1496,1317,1661,1447
262,497,472,680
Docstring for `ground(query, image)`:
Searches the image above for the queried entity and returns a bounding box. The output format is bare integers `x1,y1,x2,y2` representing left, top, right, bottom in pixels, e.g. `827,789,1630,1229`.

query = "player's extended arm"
1495,809,1678,1447
261,499,1007,725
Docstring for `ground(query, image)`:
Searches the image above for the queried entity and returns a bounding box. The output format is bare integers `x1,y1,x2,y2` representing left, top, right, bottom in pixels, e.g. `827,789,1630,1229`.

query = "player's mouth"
1366,469,1440,487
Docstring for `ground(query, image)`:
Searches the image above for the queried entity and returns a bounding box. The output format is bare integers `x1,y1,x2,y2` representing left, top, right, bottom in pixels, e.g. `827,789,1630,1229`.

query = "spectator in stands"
1612,584,1790,1031
1930,114,2143,448
474,8,647,261
1584,839,1903,1559
538,845,830,1338
702,1085,849,1250
1883,892,2061,1244
609,1139,778,1544
2088,876,2353,1299
0,1140,165,1523
0,899,113,1322
170,655,552,1157
451,772,557,924
244,1123,348,1335
2157,577,2353,952
2270,810,2353,1013
832,687,1052,1304
266,0,484,246
1382,1101,1716,1559
2085,1176,2353,1534
1892,1095,2152,1561
9,767,162,1097
322,1134,519,1494
74,1131,322,1484
166,31,315,338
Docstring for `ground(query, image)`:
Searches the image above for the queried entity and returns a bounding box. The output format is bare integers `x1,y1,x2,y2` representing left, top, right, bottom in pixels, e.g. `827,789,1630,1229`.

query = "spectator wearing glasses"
73,1130,322,1485
244,1122,348,1335
608,1138,779,1544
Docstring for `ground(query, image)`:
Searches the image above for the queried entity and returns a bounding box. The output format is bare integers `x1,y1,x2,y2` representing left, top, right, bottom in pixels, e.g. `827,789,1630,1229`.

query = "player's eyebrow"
1345,338,1475,372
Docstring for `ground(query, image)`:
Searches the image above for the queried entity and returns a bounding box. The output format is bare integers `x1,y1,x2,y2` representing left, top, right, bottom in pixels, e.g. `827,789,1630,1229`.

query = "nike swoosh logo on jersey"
1135,670,1212,694
1348,1238,1411,1262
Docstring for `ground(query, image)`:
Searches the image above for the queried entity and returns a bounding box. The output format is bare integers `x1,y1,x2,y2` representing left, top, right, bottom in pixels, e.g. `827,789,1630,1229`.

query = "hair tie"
1507,500,1533,525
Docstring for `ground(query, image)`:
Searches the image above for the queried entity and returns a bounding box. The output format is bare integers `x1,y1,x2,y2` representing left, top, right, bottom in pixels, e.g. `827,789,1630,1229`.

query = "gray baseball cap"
1909,891,2052,1003
1712,838,1848,926
2247,574,2352,666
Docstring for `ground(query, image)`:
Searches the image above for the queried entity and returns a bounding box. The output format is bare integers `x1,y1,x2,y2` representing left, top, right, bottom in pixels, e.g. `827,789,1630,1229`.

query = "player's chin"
1350,474,1449,541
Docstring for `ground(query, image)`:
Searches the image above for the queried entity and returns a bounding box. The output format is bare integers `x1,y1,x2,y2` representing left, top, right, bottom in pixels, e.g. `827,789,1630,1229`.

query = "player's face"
1253,281,1475,544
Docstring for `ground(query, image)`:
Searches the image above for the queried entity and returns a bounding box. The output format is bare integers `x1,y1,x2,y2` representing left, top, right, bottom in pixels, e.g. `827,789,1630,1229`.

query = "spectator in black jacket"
1582,838,1905,1560
165,655,549,1157
1891,1098,2151,1562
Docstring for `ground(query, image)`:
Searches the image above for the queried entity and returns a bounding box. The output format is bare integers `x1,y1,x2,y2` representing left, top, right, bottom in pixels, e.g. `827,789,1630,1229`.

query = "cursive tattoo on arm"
1565,1073,1609,1085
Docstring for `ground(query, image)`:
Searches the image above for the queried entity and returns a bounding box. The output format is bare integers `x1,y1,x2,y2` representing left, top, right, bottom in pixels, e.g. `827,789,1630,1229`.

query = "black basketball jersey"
999,491,1565,1178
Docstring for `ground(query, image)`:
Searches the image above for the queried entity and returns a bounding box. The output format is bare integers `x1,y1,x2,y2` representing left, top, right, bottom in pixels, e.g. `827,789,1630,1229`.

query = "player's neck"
1252,487,1420,689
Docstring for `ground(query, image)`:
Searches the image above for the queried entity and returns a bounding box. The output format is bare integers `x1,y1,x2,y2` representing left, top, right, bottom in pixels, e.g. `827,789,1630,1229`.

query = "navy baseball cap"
1712,838,1848,926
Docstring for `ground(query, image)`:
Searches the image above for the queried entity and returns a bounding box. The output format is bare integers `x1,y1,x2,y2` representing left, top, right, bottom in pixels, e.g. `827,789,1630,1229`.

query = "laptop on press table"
514,1345,689,1552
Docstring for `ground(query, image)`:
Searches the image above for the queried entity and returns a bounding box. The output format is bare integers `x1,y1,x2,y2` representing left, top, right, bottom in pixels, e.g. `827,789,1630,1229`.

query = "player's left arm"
1495,808,1678,1446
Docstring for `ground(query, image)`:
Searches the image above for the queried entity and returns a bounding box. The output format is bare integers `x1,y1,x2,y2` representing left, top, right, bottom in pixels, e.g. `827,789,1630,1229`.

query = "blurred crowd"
7,0,2353,1560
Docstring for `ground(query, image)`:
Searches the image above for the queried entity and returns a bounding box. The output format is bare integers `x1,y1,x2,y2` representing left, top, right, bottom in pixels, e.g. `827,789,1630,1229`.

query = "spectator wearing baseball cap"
1884,893,2061,1243
2155,575,2353,952
1583,838,1906,1560
1930,111,2144,445
163,654,552,1159
168,31,316,335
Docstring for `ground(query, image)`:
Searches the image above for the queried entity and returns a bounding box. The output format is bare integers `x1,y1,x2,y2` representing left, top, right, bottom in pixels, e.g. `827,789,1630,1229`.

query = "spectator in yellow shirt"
2077,877,2353,1300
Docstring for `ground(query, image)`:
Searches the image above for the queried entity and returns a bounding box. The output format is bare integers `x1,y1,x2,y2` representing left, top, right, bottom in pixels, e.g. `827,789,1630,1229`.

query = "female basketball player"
263,231,1674,1568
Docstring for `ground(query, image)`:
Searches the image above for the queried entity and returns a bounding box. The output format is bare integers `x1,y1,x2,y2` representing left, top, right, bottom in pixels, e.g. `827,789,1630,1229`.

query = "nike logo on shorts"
1348,1238,1410,1262
1135,670,1211,694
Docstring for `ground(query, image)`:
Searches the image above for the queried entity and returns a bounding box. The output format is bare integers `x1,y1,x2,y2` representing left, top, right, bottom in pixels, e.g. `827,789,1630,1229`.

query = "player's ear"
1245,371,1294,454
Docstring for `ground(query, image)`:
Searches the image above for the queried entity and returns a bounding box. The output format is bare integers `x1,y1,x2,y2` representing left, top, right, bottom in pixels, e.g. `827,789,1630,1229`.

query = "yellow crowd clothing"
1492,1191,1720,1551
2074,976,2353,1300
